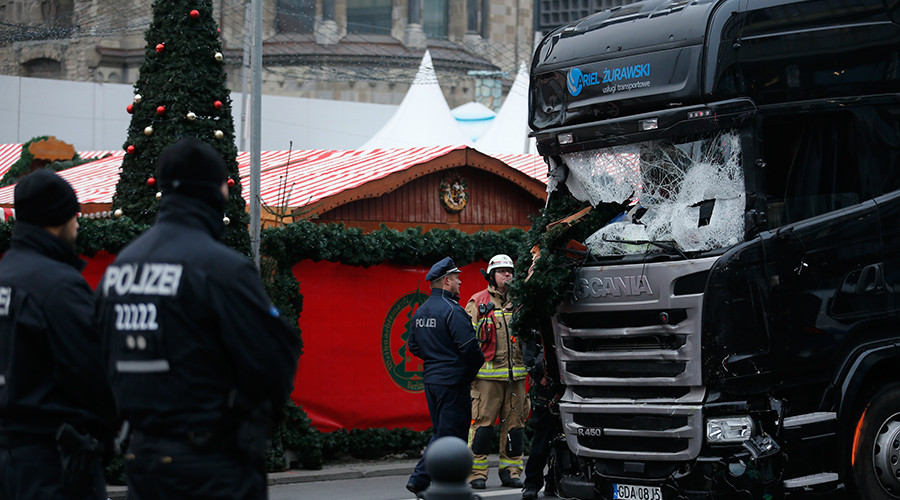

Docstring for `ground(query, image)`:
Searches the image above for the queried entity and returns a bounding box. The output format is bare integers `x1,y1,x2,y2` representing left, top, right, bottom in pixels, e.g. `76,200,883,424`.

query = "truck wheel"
852,383,900,499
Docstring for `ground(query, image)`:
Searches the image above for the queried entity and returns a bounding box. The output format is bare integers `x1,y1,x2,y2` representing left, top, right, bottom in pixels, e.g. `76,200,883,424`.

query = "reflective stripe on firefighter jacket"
465,286,526,381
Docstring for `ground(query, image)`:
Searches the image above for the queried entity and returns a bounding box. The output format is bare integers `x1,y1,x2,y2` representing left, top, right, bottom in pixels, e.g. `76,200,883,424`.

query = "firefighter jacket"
0,222,116,443
465,286,526,381
408,288,484,386
97,194,299,439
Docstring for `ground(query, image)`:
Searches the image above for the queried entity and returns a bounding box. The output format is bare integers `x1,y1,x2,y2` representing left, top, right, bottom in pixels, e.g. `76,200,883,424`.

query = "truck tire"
852,383,900,499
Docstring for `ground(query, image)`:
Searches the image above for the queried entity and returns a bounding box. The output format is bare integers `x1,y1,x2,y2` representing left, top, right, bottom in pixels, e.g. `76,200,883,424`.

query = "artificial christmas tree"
113,0,250,254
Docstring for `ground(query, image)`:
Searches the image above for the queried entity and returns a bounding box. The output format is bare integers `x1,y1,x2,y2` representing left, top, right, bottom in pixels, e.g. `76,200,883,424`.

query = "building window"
22,58,62,79
277,0,315,33
423,0,448,38
347,0,392,35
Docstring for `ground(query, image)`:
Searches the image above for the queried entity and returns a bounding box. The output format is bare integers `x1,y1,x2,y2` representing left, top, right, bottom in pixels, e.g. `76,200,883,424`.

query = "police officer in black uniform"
96,137,299,500
0,169,116,500
406,257,484,495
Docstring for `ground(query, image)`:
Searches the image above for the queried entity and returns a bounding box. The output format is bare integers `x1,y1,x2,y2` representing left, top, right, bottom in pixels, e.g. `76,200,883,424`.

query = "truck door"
758,110,890,411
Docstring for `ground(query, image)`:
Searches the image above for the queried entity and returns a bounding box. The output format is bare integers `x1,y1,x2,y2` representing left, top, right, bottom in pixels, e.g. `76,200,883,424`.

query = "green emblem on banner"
382,291,428,392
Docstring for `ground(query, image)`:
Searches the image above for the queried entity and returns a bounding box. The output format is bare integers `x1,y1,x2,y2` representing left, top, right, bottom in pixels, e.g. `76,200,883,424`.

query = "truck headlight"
706,416,754,444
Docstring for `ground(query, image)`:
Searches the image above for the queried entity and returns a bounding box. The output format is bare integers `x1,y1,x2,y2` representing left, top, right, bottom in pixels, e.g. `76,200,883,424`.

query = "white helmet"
487,254,514,274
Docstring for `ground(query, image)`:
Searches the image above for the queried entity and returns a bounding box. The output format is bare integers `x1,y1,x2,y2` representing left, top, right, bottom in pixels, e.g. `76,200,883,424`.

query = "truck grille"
553,257,718,461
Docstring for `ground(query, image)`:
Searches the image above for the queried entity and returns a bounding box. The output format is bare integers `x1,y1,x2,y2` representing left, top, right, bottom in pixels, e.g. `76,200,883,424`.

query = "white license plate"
612,483,662,500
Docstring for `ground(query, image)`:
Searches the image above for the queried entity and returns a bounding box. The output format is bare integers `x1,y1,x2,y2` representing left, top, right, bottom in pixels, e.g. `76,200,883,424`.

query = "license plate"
612,483,662,500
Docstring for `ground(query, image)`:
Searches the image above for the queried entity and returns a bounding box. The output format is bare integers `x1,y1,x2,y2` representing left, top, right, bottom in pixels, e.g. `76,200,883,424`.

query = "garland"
508,196,623,343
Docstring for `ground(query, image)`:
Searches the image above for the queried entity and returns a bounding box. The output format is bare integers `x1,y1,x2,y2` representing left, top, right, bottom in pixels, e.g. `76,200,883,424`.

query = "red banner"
0,250,489,432
290,259,488,432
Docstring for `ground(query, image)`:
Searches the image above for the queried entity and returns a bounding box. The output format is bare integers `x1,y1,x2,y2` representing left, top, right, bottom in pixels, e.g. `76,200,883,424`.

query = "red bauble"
156,105,166,115
147,177,156,187
213,100,223,110
156,43,165,53
189,9,200,19
227,178,235,187
126,104,134,114
126,145,136,154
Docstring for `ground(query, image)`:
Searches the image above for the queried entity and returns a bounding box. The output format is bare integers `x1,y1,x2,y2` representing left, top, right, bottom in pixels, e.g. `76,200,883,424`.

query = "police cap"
426,257,461,282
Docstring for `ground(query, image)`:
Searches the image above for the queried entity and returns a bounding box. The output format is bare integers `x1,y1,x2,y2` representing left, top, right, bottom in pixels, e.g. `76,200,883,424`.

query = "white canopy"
474,62,536,154
361,51,473,149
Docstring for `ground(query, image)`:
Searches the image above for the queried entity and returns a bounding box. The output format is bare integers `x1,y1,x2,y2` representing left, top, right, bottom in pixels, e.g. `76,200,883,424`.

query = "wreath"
439,174,468,213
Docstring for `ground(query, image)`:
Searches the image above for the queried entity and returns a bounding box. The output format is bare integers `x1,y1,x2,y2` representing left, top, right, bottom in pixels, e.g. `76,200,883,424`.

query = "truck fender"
837,343,900,424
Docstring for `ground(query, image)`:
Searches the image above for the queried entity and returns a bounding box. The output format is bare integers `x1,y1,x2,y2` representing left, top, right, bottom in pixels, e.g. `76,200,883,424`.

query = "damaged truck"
529,0,900,498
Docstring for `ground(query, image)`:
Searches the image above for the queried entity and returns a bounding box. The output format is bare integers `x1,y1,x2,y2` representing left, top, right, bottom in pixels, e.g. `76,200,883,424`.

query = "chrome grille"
554,257,717,461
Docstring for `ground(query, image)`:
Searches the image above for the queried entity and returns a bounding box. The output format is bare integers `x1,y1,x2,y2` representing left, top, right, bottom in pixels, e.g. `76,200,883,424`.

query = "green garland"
509,196,623,342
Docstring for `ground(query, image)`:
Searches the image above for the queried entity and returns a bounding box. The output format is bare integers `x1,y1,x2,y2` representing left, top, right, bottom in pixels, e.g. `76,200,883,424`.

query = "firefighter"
465,254,528,489
96,138,299,500
0,169,116,500
405,257,485,496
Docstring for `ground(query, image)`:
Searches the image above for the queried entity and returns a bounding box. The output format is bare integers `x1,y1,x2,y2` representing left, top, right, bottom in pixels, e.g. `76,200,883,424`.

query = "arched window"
347,0,392,35
23,58,62,79
277,0,315,33
423,0,448,38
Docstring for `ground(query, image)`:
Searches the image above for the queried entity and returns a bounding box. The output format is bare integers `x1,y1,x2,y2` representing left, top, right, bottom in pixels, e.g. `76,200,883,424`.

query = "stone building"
0,0,535,109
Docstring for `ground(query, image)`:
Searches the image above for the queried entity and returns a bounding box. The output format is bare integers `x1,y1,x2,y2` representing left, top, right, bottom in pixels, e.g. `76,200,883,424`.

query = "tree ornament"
227,178,235,187
144,126,154,136
190,9,200,19
147,177,156,187
114,209,124,218
126,145,135,154
214,130,224,139
213,100,223,110
126,104,134,114
214,52,223,62
186,111,197,121
156,43,165,53
156,105,166,115
223,216,231,225
133,94,142,104
156,192,162,200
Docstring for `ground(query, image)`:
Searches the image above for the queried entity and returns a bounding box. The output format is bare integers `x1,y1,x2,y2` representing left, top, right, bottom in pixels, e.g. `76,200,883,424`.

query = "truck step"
783,472,840,489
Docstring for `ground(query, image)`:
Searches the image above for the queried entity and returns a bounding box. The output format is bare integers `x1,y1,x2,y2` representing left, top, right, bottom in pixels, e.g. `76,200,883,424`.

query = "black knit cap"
14,169,80,227
156,137,228,210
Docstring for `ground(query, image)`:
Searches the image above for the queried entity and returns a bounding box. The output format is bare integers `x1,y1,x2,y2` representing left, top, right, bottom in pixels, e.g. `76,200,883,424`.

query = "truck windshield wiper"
601,236,689,260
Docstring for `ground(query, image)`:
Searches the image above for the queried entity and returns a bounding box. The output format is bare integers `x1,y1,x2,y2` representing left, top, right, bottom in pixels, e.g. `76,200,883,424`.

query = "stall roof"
0,144,119,179
0,146,547,212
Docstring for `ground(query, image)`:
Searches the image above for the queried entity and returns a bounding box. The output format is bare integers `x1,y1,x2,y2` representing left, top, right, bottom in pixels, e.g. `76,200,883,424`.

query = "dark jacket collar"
10,221,85,271
156,194,225,240
431,287,460,302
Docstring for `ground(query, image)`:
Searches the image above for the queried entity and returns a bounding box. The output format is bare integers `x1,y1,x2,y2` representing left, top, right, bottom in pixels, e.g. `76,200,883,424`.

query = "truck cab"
529,0,900,498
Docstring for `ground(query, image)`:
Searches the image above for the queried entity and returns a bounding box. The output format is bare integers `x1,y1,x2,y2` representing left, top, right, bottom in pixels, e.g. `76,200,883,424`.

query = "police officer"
96,137,299,500
465,254,527,489
405,257,484,496
0,169,116,500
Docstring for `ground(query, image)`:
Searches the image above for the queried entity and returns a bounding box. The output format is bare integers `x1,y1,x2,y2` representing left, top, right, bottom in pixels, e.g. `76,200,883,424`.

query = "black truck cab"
529,1,900,498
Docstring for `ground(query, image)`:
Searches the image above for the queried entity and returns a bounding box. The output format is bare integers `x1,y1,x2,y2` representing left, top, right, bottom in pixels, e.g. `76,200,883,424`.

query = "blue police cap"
426,257,461,282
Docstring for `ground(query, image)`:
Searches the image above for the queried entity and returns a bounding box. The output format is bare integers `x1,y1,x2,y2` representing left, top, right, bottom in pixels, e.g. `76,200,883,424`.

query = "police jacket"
97,194,299,438
408,288,484,386
465,286,526,381
0,222,116,443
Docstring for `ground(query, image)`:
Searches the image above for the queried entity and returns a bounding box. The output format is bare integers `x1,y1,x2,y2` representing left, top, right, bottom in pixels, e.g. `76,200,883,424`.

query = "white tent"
451,102,496,142
474,62,536,154
361,51,473,149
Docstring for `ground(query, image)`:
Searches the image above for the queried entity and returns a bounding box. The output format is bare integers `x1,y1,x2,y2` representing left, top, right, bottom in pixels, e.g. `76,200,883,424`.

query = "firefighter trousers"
467,378,528,482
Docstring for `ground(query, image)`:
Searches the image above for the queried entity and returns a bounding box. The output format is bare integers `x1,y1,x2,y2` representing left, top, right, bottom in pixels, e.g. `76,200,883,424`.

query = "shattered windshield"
562,130,745,256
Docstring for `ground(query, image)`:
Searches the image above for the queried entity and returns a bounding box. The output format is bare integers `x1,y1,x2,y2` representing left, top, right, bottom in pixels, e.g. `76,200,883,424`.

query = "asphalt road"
268,474,534,500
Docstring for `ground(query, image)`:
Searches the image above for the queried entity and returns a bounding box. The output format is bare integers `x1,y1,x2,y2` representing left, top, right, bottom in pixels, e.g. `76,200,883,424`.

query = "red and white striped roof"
0,146,547,208
0,144,119,180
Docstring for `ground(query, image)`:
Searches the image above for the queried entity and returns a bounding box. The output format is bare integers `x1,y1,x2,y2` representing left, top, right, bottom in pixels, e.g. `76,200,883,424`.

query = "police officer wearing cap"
0,169,116,499
405,257,484,496
96,137,299,499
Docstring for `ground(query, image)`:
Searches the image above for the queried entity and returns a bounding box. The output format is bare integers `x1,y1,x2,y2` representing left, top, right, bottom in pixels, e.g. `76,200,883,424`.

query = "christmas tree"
113,0,250,254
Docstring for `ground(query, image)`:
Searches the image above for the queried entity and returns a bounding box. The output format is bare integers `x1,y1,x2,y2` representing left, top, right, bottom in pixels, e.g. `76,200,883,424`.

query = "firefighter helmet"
487,254,514,274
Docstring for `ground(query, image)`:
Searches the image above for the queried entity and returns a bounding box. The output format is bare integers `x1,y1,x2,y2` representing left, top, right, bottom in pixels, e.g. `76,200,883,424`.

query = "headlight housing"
706,416,755,444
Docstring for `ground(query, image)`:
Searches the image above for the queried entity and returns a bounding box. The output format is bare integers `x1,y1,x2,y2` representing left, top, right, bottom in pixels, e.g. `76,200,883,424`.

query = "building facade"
0,0,534,109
